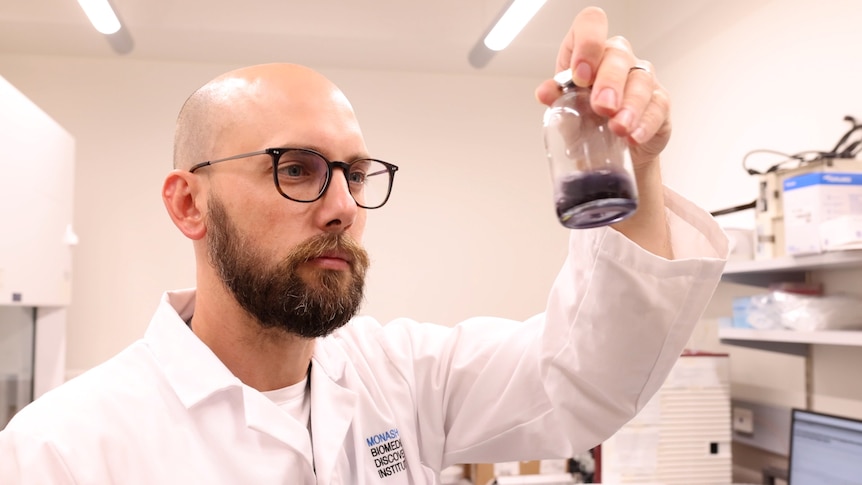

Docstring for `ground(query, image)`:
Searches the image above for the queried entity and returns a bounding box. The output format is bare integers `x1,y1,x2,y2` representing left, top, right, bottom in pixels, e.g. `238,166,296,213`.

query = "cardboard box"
755,158,862,259
820,214,862,251
783,171,862,255
467,461,541,485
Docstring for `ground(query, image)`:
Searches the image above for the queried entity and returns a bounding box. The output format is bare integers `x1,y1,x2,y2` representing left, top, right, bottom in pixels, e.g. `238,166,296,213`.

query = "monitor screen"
788,408,862,484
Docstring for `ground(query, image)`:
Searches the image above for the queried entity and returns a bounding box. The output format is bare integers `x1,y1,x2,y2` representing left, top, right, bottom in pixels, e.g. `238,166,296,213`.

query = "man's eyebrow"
281,143,372,162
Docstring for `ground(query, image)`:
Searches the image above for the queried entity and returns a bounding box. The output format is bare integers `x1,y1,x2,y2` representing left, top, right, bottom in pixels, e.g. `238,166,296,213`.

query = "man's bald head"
172,64,358,171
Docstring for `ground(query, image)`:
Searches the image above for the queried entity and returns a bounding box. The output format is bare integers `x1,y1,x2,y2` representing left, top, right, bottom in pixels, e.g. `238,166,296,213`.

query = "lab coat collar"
145,289,361,480
242,385,315,465
146,289,356,407
146,293,361,435
144,289,244,408
310,344,359,484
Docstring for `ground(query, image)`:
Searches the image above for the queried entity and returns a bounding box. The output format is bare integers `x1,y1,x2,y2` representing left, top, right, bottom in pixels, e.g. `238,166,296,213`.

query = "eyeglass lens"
276,149,391,208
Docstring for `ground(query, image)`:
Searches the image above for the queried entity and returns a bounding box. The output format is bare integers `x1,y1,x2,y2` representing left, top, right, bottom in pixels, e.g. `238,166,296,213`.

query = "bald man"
0,7,728,484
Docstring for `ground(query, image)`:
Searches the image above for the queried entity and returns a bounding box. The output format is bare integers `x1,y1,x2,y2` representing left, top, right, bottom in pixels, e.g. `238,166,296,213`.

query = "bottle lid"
553,68,575,88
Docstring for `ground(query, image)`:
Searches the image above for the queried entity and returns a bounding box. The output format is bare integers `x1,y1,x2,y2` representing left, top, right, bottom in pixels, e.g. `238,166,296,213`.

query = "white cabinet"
600,354,731,484
0,75,75,306
0,75,74,403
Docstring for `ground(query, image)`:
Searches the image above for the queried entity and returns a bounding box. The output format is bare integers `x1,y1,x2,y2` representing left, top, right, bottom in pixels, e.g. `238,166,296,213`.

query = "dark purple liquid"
555,171,637,229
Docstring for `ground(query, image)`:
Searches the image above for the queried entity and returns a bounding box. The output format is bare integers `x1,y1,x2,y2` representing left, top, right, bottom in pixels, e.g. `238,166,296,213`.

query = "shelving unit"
719,250,862,354
718,327,862,356
721,250,862,286
720,250,862,415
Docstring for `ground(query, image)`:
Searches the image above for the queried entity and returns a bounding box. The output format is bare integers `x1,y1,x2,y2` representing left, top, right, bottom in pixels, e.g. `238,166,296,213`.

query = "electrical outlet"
733,406,755,434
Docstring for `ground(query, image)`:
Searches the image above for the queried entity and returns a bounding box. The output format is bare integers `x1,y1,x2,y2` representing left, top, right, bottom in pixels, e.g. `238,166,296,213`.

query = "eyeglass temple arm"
189,150,270,173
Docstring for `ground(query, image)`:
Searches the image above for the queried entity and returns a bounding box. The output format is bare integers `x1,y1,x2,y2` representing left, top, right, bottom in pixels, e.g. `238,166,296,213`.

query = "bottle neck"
559,82,583,95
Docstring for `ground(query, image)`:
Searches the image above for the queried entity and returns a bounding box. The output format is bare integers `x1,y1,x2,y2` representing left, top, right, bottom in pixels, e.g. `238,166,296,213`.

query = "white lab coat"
0,189,728,484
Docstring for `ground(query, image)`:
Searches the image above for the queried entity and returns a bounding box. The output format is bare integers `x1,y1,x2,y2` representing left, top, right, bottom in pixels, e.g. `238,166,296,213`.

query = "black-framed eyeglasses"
189,147,399,209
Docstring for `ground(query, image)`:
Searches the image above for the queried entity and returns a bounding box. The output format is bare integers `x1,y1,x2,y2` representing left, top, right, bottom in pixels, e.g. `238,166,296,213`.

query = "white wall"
629,0,862,212
0,55,567,374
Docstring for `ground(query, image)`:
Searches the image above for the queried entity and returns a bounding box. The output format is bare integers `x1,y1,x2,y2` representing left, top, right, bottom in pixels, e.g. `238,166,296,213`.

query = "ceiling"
0,0,630,78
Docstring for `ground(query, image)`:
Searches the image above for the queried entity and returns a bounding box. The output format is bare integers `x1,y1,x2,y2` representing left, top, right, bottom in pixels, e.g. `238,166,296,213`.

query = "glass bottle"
543,68,638,229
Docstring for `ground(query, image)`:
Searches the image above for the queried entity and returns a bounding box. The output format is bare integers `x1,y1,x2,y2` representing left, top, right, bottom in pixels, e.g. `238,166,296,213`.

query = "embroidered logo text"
365,428,407,478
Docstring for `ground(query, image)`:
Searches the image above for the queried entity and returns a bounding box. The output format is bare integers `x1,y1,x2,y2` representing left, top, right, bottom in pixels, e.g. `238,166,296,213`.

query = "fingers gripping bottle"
543,68,638,229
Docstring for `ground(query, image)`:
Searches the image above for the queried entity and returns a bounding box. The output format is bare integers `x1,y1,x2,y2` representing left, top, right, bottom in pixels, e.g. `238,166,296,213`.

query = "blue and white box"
783,171,862,255
731,296,754,329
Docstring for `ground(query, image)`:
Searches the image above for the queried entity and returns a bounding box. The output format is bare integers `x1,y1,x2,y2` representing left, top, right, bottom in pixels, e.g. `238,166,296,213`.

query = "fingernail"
596,88,617,111
616,109,633,131
574,62,592,85
632,125,648,144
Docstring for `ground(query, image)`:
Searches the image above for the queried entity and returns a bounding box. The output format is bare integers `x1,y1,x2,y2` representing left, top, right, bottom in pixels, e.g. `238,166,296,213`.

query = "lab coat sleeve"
376,187,728,470
539,186,729,451
0,427,77,484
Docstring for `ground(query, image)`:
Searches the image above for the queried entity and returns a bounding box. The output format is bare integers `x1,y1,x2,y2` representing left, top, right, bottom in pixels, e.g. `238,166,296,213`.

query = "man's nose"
318,167,358,230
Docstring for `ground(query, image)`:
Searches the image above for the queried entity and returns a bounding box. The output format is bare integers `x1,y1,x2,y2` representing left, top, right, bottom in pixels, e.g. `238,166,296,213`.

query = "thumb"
535,79,562,107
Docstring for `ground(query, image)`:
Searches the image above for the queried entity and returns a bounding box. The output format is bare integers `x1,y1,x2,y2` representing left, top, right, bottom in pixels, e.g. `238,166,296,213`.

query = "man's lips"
307,251,351,270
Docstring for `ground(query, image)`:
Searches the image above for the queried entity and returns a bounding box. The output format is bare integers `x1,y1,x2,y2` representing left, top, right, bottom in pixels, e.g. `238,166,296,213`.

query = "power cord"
710,115,862,217
742,115,862,175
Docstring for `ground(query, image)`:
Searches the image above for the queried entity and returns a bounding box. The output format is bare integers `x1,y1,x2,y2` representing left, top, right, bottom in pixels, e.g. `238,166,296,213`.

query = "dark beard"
205,195,370,338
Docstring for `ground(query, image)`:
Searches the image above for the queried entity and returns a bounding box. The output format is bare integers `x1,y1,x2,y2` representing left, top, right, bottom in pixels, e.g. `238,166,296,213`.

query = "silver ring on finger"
628,62,651,75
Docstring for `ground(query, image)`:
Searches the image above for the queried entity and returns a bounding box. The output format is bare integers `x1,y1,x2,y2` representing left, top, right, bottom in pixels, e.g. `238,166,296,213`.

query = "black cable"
716,115,862,219
741,149,824,175
741,115,862,176
827,115,862,158
710,200,756,217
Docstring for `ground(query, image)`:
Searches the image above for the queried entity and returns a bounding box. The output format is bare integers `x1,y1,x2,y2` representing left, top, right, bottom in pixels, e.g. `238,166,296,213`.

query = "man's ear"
162,170,207,240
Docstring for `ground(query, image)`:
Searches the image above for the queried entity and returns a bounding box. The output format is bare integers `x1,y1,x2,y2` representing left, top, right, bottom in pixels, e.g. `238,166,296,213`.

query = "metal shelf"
720,251,862,353
718,327,862,355
721,250,862,286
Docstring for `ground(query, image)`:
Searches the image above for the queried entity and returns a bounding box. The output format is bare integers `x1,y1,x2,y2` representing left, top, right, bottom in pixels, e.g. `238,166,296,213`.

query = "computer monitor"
788,408,862,484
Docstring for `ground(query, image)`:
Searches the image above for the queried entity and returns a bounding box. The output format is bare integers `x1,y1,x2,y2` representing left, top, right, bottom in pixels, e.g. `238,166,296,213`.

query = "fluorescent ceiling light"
76,0,121,35
483,0,547,51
